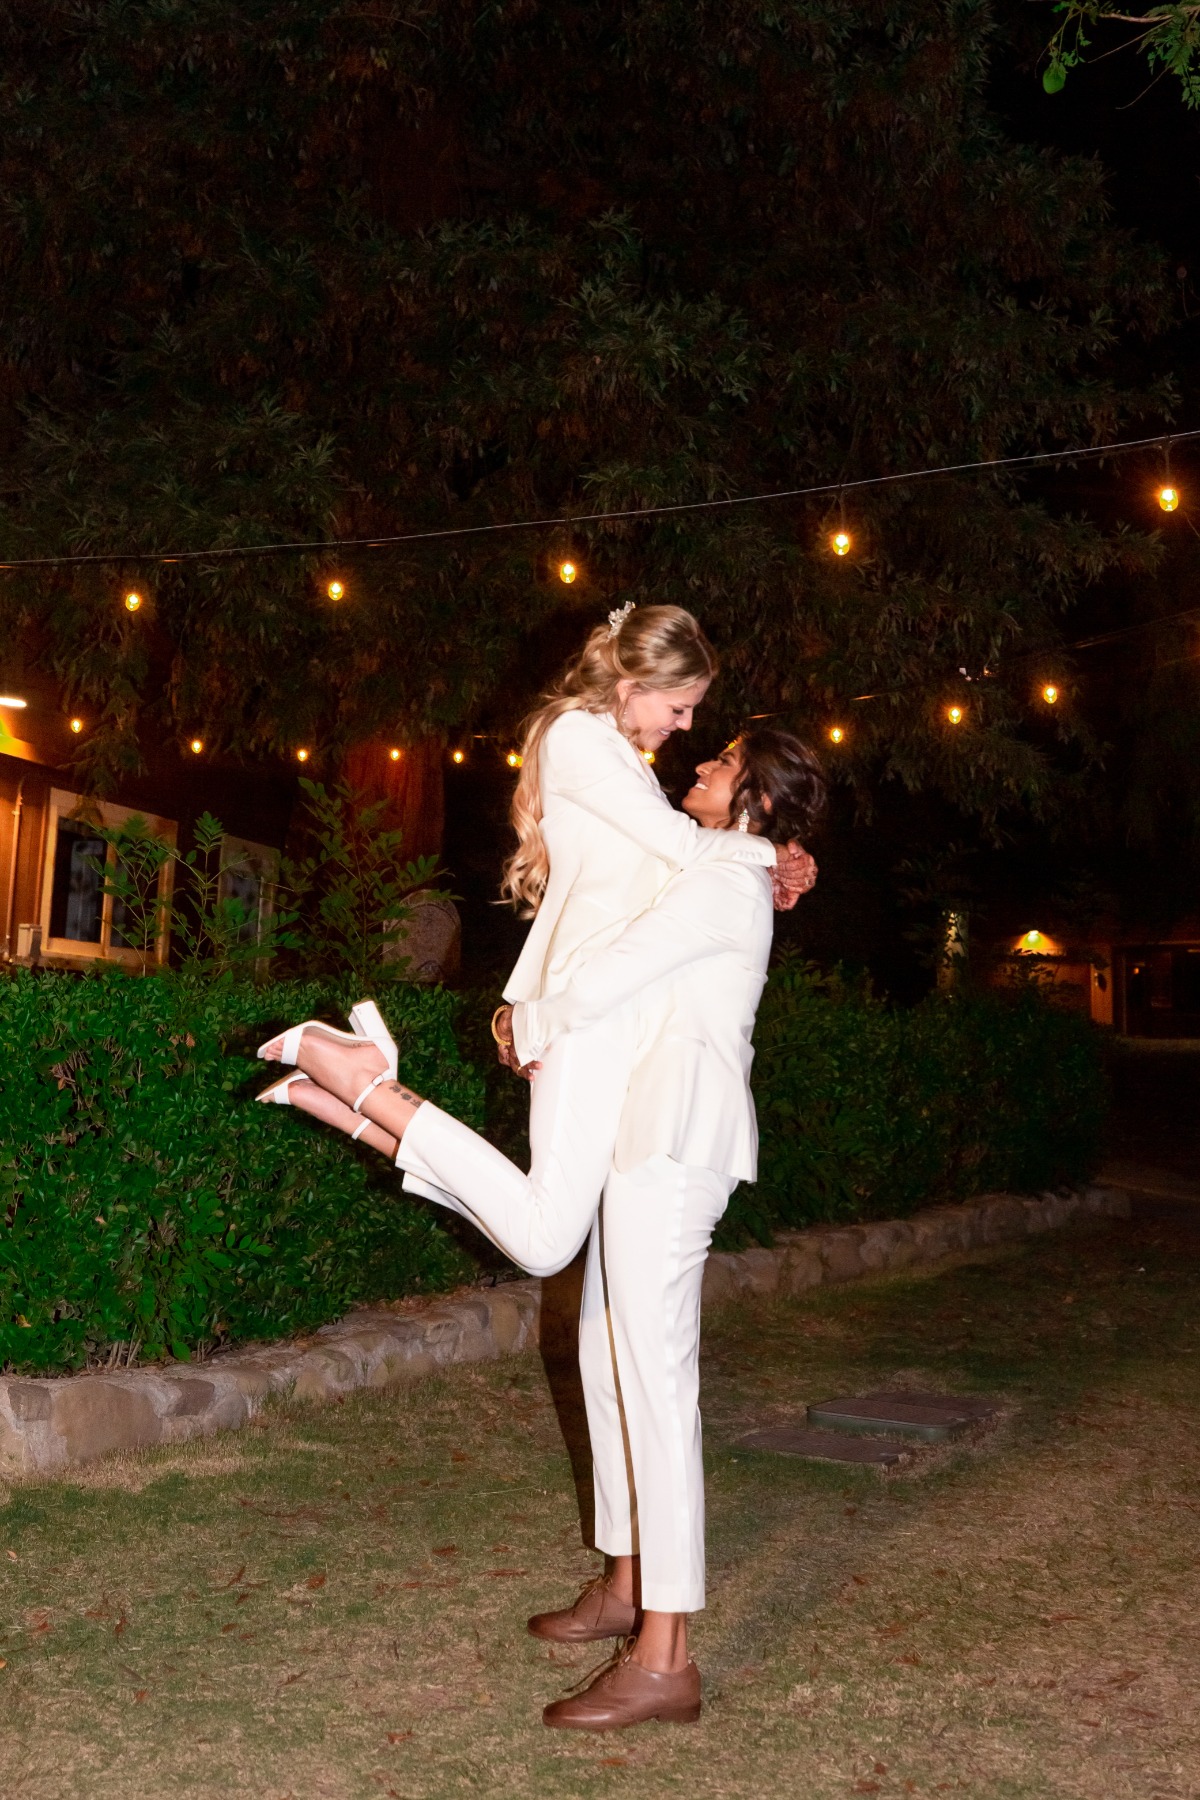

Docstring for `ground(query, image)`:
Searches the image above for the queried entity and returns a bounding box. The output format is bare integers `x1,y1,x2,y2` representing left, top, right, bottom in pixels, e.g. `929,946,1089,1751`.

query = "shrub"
0,969,483,1374
722,955,1107,1247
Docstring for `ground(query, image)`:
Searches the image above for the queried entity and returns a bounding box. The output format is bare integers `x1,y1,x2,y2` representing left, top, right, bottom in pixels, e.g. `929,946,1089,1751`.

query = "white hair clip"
606,600,636,640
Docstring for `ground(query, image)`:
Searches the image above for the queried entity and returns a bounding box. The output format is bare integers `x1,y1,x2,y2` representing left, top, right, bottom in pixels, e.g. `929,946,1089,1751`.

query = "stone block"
779,1246,824,1294
906,1213,958,1260
164,1378,218,1417
481,1292,527,1356
976,1195,1029,1245
50,1378,163,1466
292,1347,359,1403
701,1253,743,1309
5,1380,52,1422
817,1229,866,1283
737,1247,782,1296
1083,1184,1132,1219
858,1220,918,1271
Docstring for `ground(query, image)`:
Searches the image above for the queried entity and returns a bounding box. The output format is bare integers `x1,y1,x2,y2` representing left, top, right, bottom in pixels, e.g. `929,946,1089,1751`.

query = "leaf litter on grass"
0,1218,1196,1799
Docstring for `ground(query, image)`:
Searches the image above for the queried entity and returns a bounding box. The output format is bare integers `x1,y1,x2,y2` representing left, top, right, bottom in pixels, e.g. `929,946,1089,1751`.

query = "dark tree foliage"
0,0,1173,821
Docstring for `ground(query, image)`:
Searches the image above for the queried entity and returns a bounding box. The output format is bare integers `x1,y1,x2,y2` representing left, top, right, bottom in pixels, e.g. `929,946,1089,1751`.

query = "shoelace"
560,1635,637,1698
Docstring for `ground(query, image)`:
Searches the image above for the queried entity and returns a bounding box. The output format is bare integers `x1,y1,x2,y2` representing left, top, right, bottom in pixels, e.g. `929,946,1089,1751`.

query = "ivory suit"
393,708,773,1275
514,856,774,1612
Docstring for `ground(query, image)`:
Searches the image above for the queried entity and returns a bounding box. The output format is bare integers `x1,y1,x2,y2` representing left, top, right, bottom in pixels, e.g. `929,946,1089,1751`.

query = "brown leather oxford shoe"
527,1575,639,1645
542,1640,702,1731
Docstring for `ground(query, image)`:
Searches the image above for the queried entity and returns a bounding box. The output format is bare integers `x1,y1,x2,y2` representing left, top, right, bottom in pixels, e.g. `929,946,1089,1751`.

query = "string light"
388,747,402,762
326,579,346,600
642,749,655,763
451,749,465,764
1158,485,1179,513
124,590,142,612
296,747,310,762
1041,683,1059,705
946,704,964,725
189,737,203,755
558,560,577,584
505,751,522,768
830,530,851,556
69,717,83,734
828,725,845,744
0,694,27,708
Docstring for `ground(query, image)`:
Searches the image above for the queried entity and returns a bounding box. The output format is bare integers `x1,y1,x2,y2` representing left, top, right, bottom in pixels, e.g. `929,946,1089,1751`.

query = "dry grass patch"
1,1217,1197,1800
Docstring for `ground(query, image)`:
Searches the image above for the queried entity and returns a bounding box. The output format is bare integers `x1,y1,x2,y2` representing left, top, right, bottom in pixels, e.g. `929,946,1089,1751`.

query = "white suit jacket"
502,708,774,1006
512,858,773,1182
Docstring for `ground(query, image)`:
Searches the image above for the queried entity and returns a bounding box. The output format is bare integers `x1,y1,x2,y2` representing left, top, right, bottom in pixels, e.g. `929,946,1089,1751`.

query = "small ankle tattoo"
388,1082,422,1106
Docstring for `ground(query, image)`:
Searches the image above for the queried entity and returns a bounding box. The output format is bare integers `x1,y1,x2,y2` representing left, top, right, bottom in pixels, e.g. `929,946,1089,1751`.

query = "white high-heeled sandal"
256,1069,374,1141
256,1001,399,1114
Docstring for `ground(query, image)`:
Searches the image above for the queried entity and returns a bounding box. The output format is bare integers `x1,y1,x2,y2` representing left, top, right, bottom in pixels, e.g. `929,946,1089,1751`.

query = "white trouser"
394,1013,638,1278
580,1156,734,1614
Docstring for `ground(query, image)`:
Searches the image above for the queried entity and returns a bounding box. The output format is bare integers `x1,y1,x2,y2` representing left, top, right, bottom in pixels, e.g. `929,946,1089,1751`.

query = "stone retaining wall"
0,1184,1129,1477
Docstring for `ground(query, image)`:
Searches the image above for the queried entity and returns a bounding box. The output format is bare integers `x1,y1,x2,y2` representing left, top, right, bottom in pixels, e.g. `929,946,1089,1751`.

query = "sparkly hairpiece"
606,600,636,640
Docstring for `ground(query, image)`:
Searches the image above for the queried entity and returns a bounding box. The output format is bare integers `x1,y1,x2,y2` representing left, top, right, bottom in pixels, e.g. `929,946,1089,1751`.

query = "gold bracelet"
490,1004,514,1047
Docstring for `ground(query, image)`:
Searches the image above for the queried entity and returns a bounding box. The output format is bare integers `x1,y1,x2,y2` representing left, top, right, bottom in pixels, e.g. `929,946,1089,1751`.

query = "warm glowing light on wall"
389,747,402,762
0,694,27,709
830,531,851,556
558,560,577,584
189,738,204,755
326,579,346,600
451,749,465,764
828,725,845,744
946,704,964,725
69,717,84,734
296,747,310,763
1041,683,1059,705
1158,485,1180,513
506,751,523,768
124,590,143,612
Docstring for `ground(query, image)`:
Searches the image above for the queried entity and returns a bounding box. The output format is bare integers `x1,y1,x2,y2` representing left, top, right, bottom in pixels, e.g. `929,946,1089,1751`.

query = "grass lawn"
1,1212,1196,1800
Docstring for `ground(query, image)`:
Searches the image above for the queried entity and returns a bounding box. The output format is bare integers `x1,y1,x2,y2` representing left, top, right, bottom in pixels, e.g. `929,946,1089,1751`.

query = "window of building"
39,790,177,969
217,835,280,950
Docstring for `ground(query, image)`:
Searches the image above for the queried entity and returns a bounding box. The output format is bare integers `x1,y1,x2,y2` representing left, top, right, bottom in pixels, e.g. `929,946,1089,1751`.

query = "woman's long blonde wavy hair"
501,604,718,913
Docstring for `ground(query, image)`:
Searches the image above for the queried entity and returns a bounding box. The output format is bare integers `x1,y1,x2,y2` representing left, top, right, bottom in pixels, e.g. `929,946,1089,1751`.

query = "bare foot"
285,1075,398,1160
265,1028,426,1142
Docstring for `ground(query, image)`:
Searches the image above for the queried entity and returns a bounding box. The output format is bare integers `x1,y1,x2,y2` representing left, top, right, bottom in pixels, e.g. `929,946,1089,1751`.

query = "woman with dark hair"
260,721,825,1732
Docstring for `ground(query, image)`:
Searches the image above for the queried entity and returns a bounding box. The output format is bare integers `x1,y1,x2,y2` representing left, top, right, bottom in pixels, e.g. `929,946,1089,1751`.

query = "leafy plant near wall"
90,780,442,981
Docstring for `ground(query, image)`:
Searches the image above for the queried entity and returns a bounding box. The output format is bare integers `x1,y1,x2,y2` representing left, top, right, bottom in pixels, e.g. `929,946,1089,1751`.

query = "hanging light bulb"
506,751,523,768
558,560,577,585
296,747,310,763
1158,485,1180,513
189,737,204,755
830,531,851,557
388,747,402,762
451,749,466,765
69,717,84,734
1041,683,1059,705
828,725,845,744
946,704,964,726
326,579,346,600
124,590,143,612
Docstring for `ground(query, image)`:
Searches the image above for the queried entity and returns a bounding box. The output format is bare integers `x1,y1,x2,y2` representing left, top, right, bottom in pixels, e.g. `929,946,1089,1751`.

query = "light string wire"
0,426,1195,571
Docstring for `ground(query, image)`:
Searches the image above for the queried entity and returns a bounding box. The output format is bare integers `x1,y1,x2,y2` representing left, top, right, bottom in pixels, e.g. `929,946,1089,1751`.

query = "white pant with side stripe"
580,1156,733,1614
391,1027,732,1612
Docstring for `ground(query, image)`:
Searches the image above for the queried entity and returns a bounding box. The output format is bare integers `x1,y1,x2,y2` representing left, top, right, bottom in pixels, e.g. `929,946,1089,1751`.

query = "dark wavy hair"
731,726,827,845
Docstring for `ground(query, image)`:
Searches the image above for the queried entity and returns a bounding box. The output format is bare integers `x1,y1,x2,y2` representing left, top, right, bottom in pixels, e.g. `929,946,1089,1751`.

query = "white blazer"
512,857,773,1182
502,708,774,1006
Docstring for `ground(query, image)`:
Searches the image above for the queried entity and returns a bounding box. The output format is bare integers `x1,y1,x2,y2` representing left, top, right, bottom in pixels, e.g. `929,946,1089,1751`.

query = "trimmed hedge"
0,970,483,1374
1,960,1107,1374
725,956,1107,1248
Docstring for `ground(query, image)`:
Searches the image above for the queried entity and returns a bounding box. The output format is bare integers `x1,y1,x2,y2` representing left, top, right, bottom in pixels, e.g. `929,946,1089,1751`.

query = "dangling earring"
737,808,750,833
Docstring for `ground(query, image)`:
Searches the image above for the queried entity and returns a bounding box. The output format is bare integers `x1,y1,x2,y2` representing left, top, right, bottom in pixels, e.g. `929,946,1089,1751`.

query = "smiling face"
682,739,747,829
616,677,711,752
